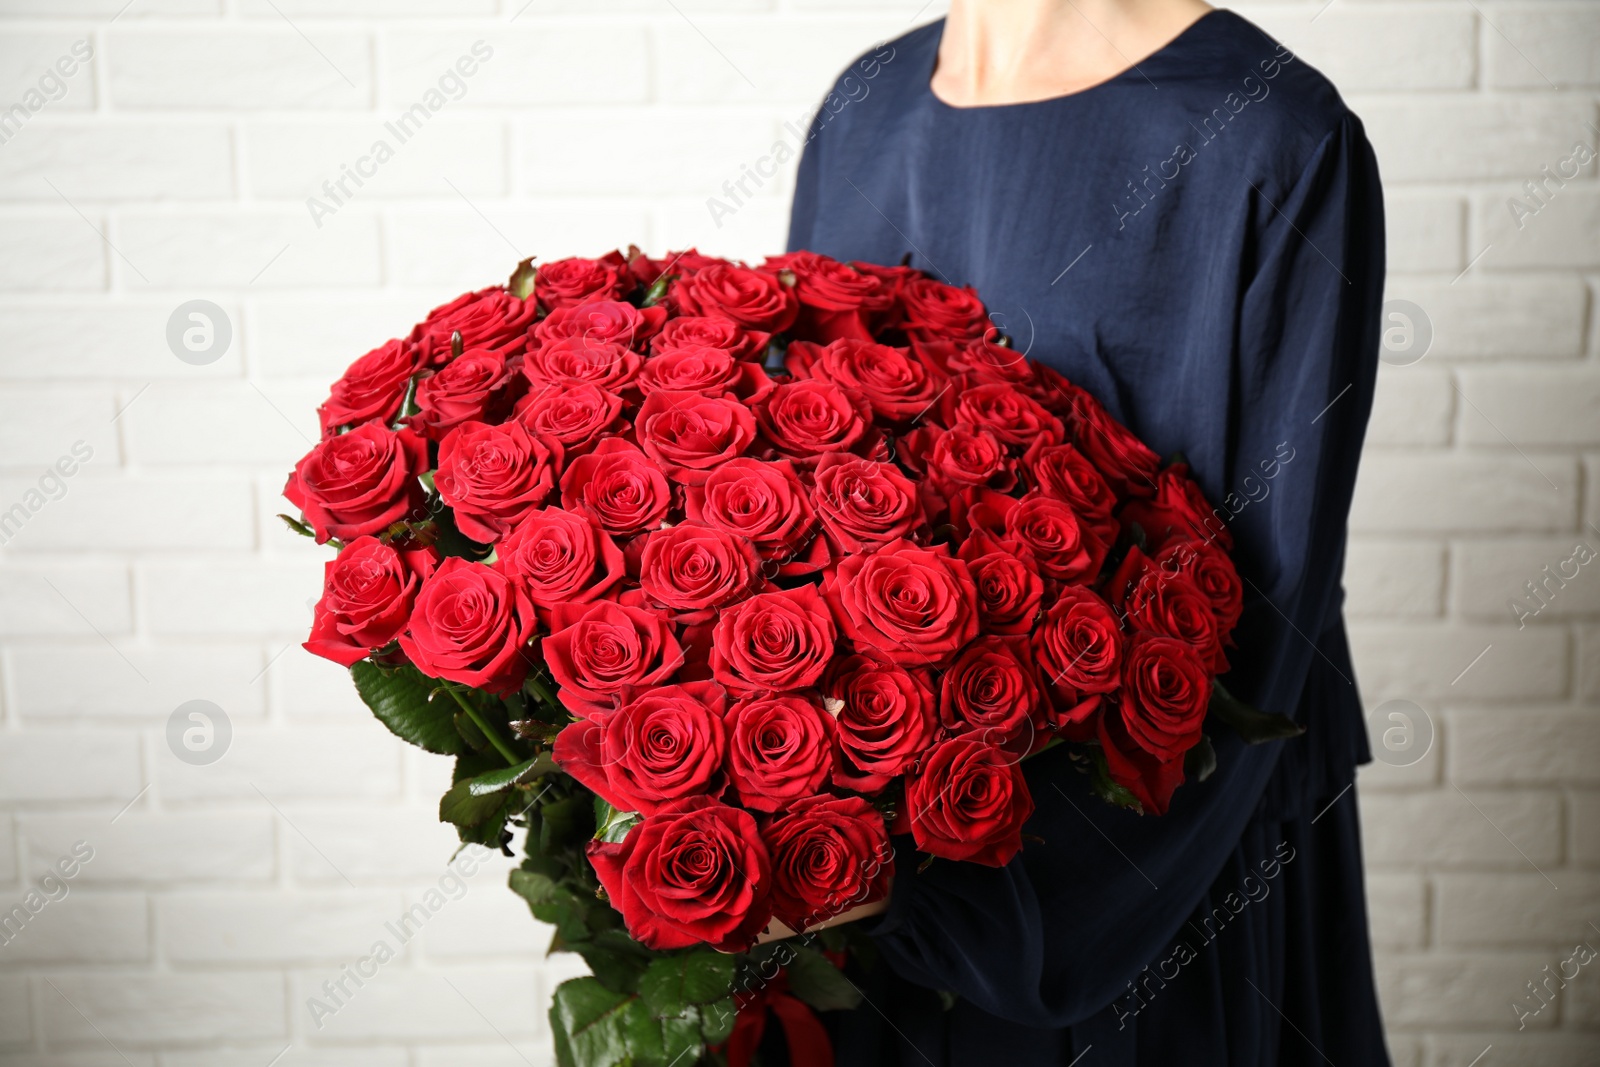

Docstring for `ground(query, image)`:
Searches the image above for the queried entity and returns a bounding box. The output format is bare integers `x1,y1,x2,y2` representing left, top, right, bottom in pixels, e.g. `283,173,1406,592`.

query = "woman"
786,1,1388,1064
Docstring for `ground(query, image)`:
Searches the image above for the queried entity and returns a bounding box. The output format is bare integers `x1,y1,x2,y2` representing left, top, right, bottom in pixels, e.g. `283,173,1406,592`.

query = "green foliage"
350,661,464,755
783,945,862,1012
638,952,737,1019
1208,681,1306,743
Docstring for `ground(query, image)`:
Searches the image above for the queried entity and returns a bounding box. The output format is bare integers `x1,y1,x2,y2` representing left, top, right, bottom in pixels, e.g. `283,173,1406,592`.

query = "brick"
1342,540,1445,619
115,210,382,290
246,117,506,202
1356,95,1595,182
107,29,373,110
1349,454,1578,534
0,820,14,883
239,0,494,13
0,301,245,380
0,892,148,964
39,972,284,1045
0,1056,157,1067
157,890,403,964
656,196,792,266
1356,714,1443,791
1347,623,1568,702
0,733,141,802
283,809,464,883
1365,365,1452,446
1580,625,1600,702
272,646,367,722
1435,872,1600,946
1450,708,1600,790
160,1052,403,1067
249,294,440,380
0,565,131,637
0,388,117,467
18,813,274,883
1361,790,1562,867
420,866,546,958
517,111,783,195
1453,536,1600,622
6,642,267,721
1375,953,1553,1026
0,978,26,1049
1246,6,1477,91
288,966,539,1042
140,559,321,637
0,33,97,117
1426,1034,1600,1067
123,382,321,466
383,29,647,107
1379,275,1587,361
0,475,254,552
1457,367,1600,448
653,17,911,104
0,215,105,291
386,206,652,290
0,0,215,12
1389,1034,1423,1067
1477,185,1600,271
412,1047,555,1067
1364,871,1427,950
0,123,234,201
1485,7,1600,89
157,728,401,802
1383,192,1464,274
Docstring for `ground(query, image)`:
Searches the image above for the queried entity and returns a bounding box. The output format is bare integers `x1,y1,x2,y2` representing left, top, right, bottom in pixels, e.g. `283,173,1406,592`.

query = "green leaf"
468,753,558,796
510,869,594,943
549,977,704,1067
540,795,594,855
507,256,537,300
593,797,641,843
440,779,508,829
700,997,738,1045
1184,733,1218,782
640,272,676,308
784,946,861,1012
277,513,317,539
1208,681,1307,744
1086,746,1144,814
570,929,655,995
638,952,737,1019
350,661,464,755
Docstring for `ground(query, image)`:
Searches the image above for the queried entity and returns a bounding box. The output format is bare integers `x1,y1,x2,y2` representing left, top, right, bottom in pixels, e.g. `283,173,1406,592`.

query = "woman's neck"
932,0,1214,107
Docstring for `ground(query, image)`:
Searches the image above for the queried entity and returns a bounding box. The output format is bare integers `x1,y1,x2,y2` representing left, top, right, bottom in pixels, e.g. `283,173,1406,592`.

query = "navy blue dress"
786,11,1390,1066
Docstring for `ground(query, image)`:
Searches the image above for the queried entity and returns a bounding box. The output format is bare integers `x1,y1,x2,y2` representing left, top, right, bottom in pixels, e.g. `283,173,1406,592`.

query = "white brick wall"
0,1,1593,1064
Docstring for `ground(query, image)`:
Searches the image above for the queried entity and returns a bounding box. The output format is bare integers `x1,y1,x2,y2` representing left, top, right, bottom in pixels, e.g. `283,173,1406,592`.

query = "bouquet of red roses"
284,247,1290,1067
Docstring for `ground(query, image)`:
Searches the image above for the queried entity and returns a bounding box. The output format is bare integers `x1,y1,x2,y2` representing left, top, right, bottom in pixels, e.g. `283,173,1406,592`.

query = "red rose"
823,655,938,792
1023,440,1119,549
638,521,761,618
682,458,821,570
634,391,757,485
1156,539,1243,635
763,251,892,342
1121,567,1228,674
652,314,768,362
629,247,730,286
1096,702,1187,818
938,635,1044,752
284,422,428,543
531,299,665,353
1065,391,1160,499
724,693,836,812
495,506,624,610
318,338,418,435
409,286,537,367
945,335,1032,383
1120,466,1232,552
412,347,514,439
710,584,835,695
542,599,684,717
1004,493,1107,584
785,338,945,423
956,530,1043,636
512,380,626,457
434,421,563,544
905,736,1033,867
1032,585,1123,732
905,422,1016,498
637,345,773,403
810,454,927,554
587,795,772,951
898,276,989,344
304,536,435,667
943,381,1063,448
520,335,642,392
1099,634,1211,814
558,438,671,537
755,379,873,465
535,253,632,310
671,262,799,334
398,558,536,694
554,681,728,816
823,540,978,669
763,795,891,932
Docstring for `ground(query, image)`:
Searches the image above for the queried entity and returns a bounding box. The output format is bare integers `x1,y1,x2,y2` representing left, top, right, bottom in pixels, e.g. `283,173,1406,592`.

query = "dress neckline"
922,8,1227,113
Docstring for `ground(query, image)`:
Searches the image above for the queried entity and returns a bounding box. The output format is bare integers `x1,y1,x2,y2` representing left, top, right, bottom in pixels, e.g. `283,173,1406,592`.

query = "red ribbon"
723,971,834,1067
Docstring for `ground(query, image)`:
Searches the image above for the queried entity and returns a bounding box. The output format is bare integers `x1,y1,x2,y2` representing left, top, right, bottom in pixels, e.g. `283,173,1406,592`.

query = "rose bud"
1032,585,1124,735
587,795,772,952
397,558,537,695
637,345,774,404
1098,634,1212,815
905,735,1034,867
760,251,892,342
824,655,939,792
957,530,1044,636
941,380,1063,448
434,421,563,545
938,635,1045,753
1120,466,1233,552
651,314,769,363
283,422,428,544
541,598,684,718
754,378,875,466
411,347,514,439
637,521,762,621
724,693,836,812
534,253,632,311
898,275,990,345
495,506,624,612
1023,440,1120,548
520,335,642,393
823,540,979,670
682,457,820,568
1121,567,1229,674
512,380,627,459
1063,390,1160,500
710,584,836,696
634,391,757,486
785,338,946,424
810,454,928,554
408,286,537,368
1156,538,1244,635
763,795,892,932
317,338,418,436
304,536,435,667
558,438,671,537
1004,492,1108,585
670,262,800,334
530,298,665,353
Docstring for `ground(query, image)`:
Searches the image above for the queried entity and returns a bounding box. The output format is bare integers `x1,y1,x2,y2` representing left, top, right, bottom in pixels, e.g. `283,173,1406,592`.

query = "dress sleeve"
861,113,1386,1028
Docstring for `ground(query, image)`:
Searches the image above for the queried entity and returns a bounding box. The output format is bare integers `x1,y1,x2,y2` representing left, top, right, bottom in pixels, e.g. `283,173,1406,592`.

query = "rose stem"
525,672,563,716
443,686,521,766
